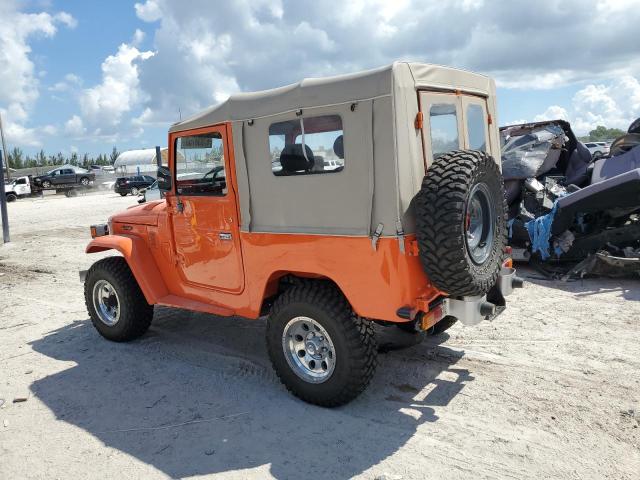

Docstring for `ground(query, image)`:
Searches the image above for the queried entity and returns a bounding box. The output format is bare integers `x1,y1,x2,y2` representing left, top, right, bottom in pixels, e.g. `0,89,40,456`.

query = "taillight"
420,304,445,330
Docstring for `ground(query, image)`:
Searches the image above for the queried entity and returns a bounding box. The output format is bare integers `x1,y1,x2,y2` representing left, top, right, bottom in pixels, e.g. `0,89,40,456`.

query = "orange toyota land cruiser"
82,62,523,406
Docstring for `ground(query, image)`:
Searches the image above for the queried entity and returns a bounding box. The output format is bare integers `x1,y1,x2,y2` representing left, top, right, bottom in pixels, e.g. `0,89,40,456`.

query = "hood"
111,200,165,226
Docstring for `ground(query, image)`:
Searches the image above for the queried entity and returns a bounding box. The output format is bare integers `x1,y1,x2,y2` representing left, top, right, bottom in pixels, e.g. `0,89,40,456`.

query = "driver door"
168,124,245,294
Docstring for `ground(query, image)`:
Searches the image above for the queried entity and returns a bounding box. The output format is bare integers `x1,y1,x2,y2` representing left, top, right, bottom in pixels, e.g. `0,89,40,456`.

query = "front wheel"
130,187,139,196
266,284,377,407
80,177,90,186
84,257,153,342
6,193,17,202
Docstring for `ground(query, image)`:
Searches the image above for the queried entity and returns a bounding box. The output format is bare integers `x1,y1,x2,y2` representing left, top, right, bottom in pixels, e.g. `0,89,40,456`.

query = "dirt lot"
0,191,638,479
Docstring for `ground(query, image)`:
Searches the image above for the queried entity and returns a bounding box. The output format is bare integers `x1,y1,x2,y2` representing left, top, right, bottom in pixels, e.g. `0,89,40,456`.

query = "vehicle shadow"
30,309,471,479
517,265,640,301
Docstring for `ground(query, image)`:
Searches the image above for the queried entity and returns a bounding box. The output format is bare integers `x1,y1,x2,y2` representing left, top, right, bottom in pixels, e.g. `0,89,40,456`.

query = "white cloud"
64,115,86,137
533,75,640,135
534,105,570,122
132,28,145,46
128,0,640,128
48,73,82,92
54,12,78,29
77,42,155,136
135,0,162,22
0,0,76,145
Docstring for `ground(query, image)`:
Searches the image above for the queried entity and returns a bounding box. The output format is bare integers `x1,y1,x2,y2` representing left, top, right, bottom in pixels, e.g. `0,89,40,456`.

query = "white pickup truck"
4,176,32,202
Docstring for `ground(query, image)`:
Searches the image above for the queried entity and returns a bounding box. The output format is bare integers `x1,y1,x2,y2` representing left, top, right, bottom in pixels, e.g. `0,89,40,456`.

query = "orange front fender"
86,234,168,304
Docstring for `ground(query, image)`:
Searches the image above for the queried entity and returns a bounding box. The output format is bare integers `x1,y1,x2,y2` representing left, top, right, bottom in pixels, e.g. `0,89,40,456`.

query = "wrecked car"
501,119,640,278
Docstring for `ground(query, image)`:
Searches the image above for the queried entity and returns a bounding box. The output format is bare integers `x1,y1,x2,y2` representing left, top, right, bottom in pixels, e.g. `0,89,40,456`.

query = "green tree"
109,146,119,164
70,152,79,166
588,125,625,142
82,153,90,168
8,147,24,169
25,155,37,168
37,149,46,166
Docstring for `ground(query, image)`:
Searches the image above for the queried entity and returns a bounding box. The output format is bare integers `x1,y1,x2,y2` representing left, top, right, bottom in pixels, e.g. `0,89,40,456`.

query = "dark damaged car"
501,118,640,278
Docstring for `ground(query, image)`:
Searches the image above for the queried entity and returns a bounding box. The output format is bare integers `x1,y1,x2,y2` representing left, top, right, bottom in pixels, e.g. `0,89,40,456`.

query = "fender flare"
86,235,168,304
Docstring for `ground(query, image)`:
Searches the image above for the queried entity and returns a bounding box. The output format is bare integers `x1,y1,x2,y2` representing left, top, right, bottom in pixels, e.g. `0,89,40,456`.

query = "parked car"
82,62,522,407
114,175,155,196
584,141,610,159
33,166,95,188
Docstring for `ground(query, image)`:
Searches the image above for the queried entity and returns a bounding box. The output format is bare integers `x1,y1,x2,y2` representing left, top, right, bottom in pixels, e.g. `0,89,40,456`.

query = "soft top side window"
269,114,344,176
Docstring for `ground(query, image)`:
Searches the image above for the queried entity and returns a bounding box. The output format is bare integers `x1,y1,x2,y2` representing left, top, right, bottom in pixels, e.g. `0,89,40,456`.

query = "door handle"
176,197,184,214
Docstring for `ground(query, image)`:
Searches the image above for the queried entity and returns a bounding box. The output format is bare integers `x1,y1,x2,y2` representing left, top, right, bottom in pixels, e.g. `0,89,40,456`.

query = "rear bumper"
444,267,524,326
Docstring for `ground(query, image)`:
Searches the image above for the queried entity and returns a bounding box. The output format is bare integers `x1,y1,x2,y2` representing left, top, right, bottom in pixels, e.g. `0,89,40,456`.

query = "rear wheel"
130,187,139,196
119,192,127,197
414,150,507,297
266,284,377,407
42,180,51,188
84,257,153,342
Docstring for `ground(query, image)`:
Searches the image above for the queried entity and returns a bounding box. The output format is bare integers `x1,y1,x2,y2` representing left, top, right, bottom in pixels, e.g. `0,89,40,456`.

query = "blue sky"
2,0,639,157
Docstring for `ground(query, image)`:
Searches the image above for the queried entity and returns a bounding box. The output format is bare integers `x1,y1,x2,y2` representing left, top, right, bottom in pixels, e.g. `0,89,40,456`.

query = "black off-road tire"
266,284,377,407
119,192,127,197
415,150,507,297
6,193,17,202
84,257,153,342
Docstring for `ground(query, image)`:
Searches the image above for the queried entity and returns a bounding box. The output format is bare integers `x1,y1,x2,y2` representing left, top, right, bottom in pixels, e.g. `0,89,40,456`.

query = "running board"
156,294,234,317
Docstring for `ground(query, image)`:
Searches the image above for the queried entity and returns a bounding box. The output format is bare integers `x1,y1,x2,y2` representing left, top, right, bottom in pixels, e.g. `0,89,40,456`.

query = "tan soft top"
170,62,498,238
170,62,495,132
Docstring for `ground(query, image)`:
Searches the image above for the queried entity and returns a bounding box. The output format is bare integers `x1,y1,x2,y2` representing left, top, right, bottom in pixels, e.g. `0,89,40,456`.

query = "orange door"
169,125,245,293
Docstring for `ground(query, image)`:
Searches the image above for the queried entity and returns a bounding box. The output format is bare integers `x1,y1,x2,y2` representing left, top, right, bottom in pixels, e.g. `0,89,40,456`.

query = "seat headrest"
279,144,314,173
333,135,344,159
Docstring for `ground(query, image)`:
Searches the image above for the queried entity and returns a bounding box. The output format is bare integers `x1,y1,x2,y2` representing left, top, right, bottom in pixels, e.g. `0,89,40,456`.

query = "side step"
156,294,234,317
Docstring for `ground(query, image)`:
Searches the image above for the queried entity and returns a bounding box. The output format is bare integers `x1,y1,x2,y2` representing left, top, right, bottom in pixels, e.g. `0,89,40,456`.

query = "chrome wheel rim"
92,280,120,326
465,183,495,265
131,187,139,195
282,316,336,384
81,178,89,185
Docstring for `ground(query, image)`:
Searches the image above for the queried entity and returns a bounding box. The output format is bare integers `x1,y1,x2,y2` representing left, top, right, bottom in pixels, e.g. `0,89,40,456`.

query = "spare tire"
414,150,507,297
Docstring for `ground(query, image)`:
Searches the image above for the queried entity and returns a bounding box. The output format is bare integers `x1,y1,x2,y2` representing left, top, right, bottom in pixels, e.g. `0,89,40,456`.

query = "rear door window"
429,104,460,159
466,103,487,151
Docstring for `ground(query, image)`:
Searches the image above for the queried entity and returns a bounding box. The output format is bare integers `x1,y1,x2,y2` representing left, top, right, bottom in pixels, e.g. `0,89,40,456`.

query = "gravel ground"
0,191,638,480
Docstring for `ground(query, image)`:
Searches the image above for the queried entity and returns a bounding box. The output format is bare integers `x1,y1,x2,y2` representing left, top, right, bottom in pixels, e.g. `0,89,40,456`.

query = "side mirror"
157,166,172,192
